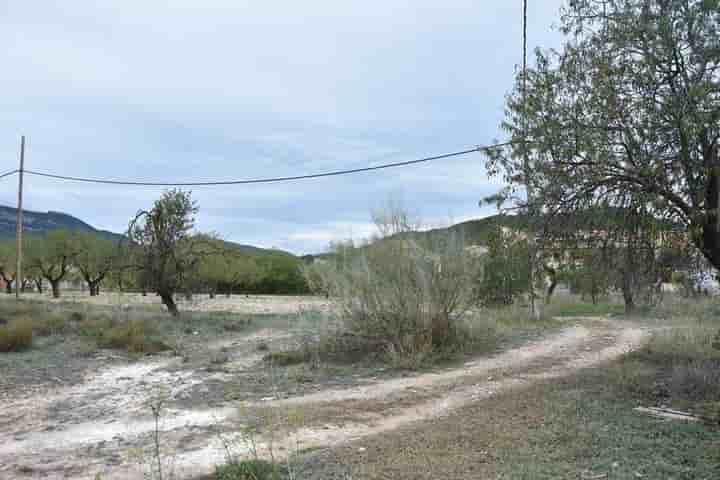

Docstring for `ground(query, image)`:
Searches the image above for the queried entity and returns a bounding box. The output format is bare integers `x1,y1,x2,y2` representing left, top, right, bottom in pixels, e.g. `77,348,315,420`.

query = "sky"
0,1,565,254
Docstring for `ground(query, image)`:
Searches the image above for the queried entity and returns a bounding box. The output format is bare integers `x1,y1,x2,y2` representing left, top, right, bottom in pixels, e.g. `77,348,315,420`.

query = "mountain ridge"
0,206,294,257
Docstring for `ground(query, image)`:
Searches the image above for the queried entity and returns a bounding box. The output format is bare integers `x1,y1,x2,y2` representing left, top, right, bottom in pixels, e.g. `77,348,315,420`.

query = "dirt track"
0,317,646,479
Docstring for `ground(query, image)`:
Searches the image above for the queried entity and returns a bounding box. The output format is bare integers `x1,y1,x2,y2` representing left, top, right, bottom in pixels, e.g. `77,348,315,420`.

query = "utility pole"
15,136,25,300
522,0,540,321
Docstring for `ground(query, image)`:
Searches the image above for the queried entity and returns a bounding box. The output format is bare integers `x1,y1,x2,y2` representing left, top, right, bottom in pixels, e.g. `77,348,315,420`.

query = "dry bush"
100,318,169,354
307,205,481,366
0,317,33,352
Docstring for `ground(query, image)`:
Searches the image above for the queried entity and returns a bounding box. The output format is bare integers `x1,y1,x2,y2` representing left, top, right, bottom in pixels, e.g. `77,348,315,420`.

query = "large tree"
487,0,720,270
128,189,202,315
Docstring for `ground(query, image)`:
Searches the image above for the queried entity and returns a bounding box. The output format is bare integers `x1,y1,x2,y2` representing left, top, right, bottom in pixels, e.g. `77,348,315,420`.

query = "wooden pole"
521,0,540,321
15,136,25,300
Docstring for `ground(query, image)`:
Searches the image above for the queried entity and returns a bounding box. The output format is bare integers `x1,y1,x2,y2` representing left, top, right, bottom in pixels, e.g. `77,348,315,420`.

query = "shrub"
311,208,480,365
99,319,169,354
263,349,310,366
0,317,33,352
33,313,71,336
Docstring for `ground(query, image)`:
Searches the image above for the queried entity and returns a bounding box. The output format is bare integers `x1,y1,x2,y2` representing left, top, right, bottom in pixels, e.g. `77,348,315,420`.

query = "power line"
0,169,18,180
20,142,512,187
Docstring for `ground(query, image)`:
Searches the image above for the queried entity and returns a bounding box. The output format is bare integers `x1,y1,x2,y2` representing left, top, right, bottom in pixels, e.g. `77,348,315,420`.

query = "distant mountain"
0,206,124,242
0,206,296,257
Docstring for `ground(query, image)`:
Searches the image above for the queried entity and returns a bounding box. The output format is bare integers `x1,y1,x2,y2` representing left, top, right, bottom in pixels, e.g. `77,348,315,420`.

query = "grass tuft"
215,459,285,480
99,319,170,354
0,317,33,352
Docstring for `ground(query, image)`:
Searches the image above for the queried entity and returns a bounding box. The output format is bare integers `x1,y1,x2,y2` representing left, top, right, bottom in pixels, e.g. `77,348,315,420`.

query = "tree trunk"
620,266,635,313
35,278,43,294
544,264,557,304
88,282,99,296
159,291,179,316
209,290,215,299
699,168,720,271
50,280,61,299
5,282,11,295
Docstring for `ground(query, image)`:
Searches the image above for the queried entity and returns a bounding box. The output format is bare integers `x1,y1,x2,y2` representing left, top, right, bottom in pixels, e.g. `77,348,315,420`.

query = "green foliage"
476,226,529,306
26,230,77,298
197,241,265,296
252,252,308,294
128,189,202,315
215,460,285,480
0,317,33,352
487,0,720,270
73,231,119,295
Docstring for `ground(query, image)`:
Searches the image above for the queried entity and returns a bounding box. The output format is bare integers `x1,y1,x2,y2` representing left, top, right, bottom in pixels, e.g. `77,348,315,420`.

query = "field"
0,292,718,479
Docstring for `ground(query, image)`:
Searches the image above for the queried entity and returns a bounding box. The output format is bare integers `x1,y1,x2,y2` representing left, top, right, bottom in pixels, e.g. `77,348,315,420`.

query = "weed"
100,319,170,354
0,317,33,352
263,350,310,367
215,460,285,480
32,314,71,336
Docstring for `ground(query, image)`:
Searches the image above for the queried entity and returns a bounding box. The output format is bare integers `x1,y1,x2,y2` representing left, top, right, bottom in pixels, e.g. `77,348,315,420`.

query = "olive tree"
487,0,720,272
128,189,200,316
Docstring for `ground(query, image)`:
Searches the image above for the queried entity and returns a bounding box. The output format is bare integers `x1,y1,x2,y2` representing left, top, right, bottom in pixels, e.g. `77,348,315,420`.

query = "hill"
0,206,123,242
0,206,296,258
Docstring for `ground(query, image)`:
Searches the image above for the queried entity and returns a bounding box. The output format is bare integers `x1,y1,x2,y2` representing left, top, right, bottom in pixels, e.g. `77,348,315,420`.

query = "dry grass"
98,318,170,354
0,317,33,352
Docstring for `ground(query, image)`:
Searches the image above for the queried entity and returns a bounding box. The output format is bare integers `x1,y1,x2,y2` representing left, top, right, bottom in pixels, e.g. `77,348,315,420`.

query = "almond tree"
26,230,76,298
487,0,720,271
73,232,119,296
128,189,201,316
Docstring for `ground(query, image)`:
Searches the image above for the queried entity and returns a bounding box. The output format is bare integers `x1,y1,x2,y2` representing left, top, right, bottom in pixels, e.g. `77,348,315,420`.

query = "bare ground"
0,312,648,480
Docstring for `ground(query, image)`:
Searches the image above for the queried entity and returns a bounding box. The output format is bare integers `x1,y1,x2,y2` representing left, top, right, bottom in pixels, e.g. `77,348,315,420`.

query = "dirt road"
0,317,646,479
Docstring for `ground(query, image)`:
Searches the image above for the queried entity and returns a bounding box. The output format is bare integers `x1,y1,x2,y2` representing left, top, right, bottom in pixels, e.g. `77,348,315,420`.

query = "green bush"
0,317,33,352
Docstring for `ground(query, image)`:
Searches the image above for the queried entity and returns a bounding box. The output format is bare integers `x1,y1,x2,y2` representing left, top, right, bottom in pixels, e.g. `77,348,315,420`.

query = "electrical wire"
21,142,512,187
0,169,18,180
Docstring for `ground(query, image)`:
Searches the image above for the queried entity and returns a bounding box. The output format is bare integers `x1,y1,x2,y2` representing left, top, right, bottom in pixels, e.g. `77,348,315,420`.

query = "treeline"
0,209,308,304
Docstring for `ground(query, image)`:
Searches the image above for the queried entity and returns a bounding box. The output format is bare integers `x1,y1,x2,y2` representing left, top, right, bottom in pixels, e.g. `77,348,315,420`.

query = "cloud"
0,1,565,254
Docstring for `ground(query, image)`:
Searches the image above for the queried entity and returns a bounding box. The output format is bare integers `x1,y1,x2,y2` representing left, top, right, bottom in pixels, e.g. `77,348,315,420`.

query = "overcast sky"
0,1,565,254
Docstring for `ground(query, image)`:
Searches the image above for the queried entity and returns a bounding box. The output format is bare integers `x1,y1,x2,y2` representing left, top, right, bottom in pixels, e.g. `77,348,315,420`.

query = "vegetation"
305,205,481,366
127,189,205,315
215,460,285,480
26,230,76,298
475,225,529,306
487,0,720,272
73,231,119,296
0,317,33,352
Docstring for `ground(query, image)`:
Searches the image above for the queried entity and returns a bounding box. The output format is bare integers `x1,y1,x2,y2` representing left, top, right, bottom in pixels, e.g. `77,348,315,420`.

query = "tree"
198,246,263,298
26,230,76,298
128,189,201,316
475,225,530,306
73,232,119,296
0,242,17,294
486,0,720,272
